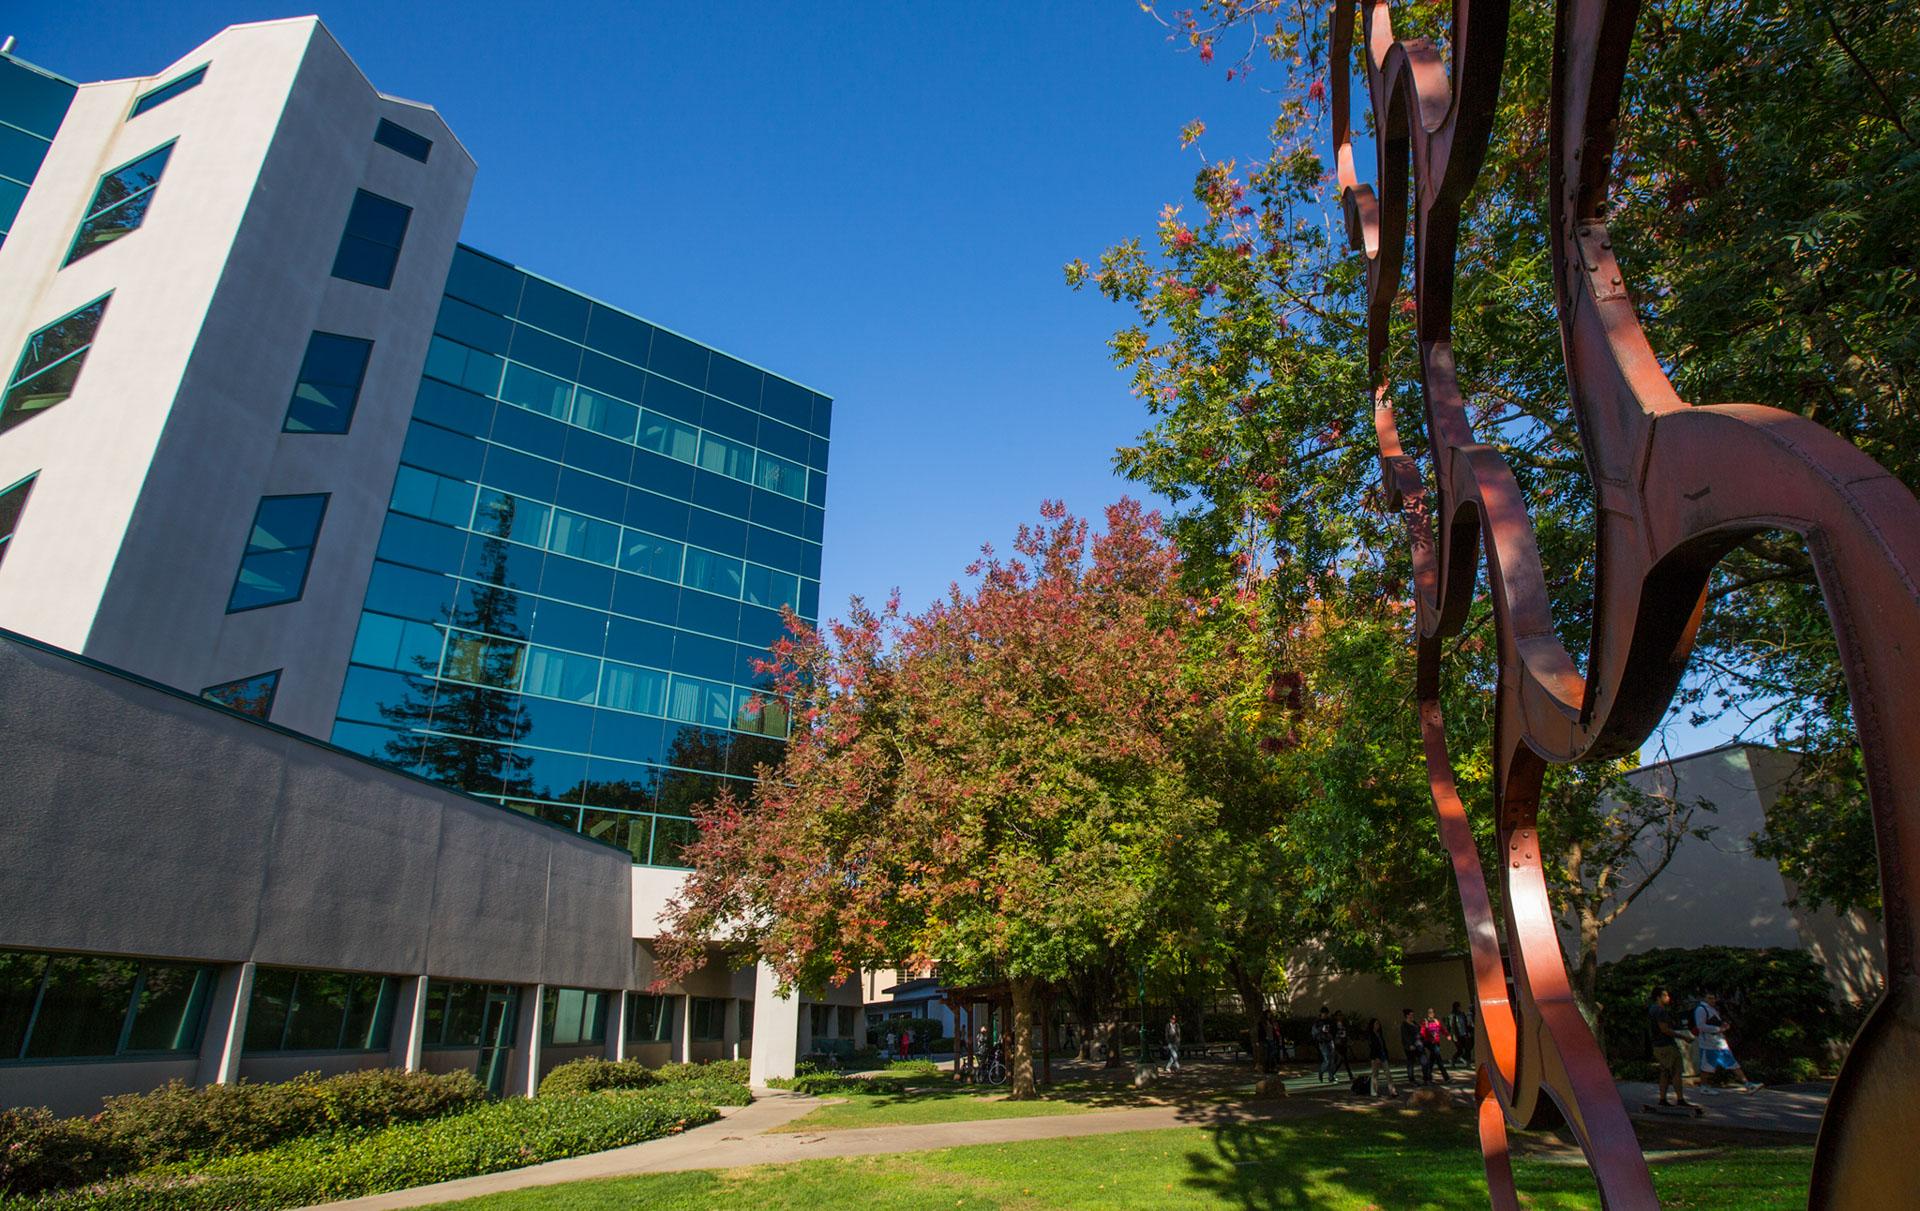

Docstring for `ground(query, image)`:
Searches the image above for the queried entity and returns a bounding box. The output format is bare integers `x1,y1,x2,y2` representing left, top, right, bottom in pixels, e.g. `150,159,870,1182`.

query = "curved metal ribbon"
1328,1,1920,1205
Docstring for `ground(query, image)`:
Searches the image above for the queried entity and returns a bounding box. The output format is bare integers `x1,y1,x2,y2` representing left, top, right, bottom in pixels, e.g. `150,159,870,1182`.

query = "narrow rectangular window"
373,118,432,163
130,65,207,117
201,670,281,719
3,294,110,434
0,473,36,571
283,332,373,433
65,142,174,265
330,189,411,289
226,494,327,611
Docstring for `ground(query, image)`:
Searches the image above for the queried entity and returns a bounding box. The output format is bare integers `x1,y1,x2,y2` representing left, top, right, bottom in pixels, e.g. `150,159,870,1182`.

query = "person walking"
1648,987,1695,1108
1399,1009,1422,1086
884,1028,896,1060
1332,1011,1356,1082
1164,1013,1183,1074
1692,992,1762,1092
1448,1000,1476,1067
898,1027,912,1062
1313,1007,1337,1083
1419,1007,1452,1084
1366,1017,1396,1097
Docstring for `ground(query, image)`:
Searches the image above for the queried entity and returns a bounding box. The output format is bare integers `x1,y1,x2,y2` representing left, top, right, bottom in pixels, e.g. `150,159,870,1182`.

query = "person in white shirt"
1692,992,1761,1093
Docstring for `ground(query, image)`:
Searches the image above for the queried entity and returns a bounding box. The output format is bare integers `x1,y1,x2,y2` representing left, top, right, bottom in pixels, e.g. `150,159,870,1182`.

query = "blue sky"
11,2,1734,757
10,1,1285,619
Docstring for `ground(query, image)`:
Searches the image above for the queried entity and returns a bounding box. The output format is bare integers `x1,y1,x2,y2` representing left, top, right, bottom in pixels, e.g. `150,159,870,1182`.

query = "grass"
768,1070,1114,1132
433,1108,1813,1210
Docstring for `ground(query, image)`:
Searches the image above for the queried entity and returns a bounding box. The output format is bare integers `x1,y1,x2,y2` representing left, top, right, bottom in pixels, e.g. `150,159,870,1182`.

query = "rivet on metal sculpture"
1328,0,1920,1206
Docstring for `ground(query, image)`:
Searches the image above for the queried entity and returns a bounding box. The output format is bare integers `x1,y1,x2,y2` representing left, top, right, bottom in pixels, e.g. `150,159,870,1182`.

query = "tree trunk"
1103,1016,1125,1067
1576,905,1601,1007
1008,977,1040,1100
1228,959,1271,1073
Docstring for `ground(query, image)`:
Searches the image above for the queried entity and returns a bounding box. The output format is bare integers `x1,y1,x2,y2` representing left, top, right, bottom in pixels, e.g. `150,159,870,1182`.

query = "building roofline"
1624,739,1801,778
0,625,631,859
0,47,81,87
457,243,834,401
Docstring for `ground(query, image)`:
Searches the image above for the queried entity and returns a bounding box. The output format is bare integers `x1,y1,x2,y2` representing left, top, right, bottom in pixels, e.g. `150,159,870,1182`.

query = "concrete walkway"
315,1088,1324,1209
1615,1079,1830,1134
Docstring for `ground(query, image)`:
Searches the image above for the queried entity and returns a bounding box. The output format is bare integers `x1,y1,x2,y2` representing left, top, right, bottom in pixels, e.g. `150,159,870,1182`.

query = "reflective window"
227,494,327,611
734,690,790,738
690,997,725,1042
422,980,517,1048
626,993,670,1043
753,451,807,501
442,628,526,690
599,660,668,716
425,335,503,395
666,674,732,729
0,473,35,571
129,64,205,117
244,968,395,1052
572,388,638,443
3,294,110,434
65,142,172,265
475,488,549,548
373,117,432,162
684,547,743,598
618,529,682,581
283,332,373,433
331,189,411,289
541,987,607,1047
696,432,752,481
742,563,798,610
350,610,444,672
201,670,280,719
500,361,573,419
1,948,215,1062
524,645,598,704
391,465,476,528
638,410,699,463
547,508,618,565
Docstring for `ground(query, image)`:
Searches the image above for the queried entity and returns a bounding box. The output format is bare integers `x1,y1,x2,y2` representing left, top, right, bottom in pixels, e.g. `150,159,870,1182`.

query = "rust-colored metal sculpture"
1329,0,1920,1205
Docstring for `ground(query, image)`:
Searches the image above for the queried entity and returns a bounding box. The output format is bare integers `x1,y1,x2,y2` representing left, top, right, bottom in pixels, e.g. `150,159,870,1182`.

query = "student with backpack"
1312,1007,1337,1083
1399,1009,1421,1086
1448,1000,1476,1067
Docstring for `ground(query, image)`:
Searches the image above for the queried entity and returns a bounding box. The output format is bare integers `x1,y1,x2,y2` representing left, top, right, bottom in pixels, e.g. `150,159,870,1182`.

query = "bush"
0,1110,124,1199
653,1059,749,1086
89,1069,483,1172
537,1059,657,1097
24,1087,725,1210
1595,946,1842,1071
884,1059,941,1076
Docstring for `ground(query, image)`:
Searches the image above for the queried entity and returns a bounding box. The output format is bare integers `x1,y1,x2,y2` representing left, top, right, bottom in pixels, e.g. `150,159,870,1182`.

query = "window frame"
225,493,329,613
281,330,374,434
63,140,176,266
129,65,208,118
0,472,38,571
200,669,283,720
2,293,112,434
372,117,432,163
330,189,412,290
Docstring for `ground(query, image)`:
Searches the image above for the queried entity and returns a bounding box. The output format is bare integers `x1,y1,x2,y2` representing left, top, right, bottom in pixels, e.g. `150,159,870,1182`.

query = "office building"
0,19,854,1113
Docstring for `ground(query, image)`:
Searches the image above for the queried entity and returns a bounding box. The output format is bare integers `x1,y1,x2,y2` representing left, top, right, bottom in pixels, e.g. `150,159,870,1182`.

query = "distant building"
0,19,853,1112
1283,743,1884,1055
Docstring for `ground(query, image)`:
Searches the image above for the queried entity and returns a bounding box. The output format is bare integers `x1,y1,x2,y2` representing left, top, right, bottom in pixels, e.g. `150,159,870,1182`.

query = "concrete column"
388,976,430,1072
748,961,800,1086
607,989,629,1062
722,995,741,1060
195,961,255,1086
511,984,545,1097
668,994,689,1063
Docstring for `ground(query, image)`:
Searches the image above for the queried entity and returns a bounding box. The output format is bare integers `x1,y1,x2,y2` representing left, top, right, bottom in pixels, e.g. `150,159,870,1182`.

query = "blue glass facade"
329,245,830,867
0,52,78,250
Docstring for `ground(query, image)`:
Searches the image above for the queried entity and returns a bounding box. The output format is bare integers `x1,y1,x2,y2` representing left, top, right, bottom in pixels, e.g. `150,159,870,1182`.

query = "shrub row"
0,1070,482,1199
536,1058,751,1099
19,1087,727,1210
1595,946,1845,1072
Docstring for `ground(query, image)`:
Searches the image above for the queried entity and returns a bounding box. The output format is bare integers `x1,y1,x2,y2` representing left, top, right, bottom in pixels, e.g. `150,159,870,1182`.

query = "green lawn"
435,1110,1813,1210
770,1071,1110,1132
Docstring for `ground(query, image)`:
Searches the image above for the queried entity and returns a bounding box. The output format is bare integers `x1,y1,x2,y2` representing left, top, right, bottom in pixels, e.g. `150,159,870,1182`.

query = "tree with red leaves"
655,500,1298,1098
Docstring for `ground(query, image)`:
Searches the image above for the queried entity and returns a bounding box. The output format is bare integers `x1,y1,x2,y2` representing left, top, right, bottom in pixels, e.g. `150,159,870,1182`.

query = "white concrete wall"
0,18,474,740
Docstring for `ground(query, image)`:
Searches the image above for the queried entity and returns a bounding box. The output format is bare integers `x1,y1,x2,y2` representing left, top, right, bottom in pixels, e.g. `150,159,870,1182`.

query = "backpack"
1313,1019,1333,1043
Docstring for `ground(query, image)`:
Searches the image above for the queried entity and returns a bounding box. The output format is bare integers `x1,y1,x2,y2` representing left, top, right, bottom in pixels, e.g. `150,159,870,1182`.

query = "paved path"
1615,1080,1829,1135
315,1089,1323,1209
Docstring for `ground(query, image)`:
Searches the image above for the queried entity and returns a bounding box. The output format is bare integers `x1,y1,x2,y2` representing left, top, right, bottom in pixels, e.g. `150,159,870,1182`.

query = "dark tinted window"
373,118,432,162
201,670,281,719
0,473,36,571
3,293,110,433
65,142,172,265
227,494,327,611
331,189,411,289
283,332,372,433
130,65,206,117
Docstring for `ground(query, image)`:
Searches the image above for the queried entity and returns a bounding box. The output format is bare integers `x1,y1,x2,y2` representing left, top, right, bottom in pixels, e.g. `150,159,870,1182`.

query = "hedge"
16,1087,728,1210
1,1070,482,1199
536,1059,656,1098
1595,946,1845,1078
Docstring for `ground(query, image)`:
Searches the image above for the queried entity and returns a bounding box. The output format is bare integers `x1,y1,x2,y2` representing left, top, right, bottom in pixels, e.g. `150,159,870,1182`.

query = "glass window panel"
488,400,568,461
438,981,487,1046
599,660,668,716
244,967,298,1052
499,361,573,419
442,629,525,689
201,670,280,719
683,547,743,599
753,451,807,501
571,388,638,442
284,332,373,433
350,612,406,669
0,473,37,571
444,246,522,316
3,294,111,433
373,117,432,162
435,296,511,354
696,432,752,481
586,306,654,364
130,65,206,117
474,488,549,548
647,330,709,388
65,142,173,265
516,278,591,342
529,599,607,654
637,410,699,463
507,324,582,380
0,951,47,1059
249,496,327,552
524,646,599,704
618,529,682,581
229,550,309,611
24,955,137,1059
760,377,811,429
666,675,731,727
331,190,411,288
341,976,394,1050
285,971,353,1050
649,815,700,867
627,993,669,1043
228,494,326,611
547,509,618,565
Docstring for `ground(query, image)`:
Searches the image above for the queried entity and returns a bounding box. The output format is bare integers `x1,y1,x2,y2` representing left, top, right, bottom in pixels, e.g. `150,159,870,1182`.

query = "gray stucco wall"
0,630,633,990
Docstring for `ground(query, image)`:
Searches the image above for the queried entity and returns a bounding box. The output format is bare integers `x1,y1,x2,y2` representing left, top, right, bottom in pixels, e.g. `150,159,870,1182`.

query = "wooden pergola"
937,979,1055,1085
